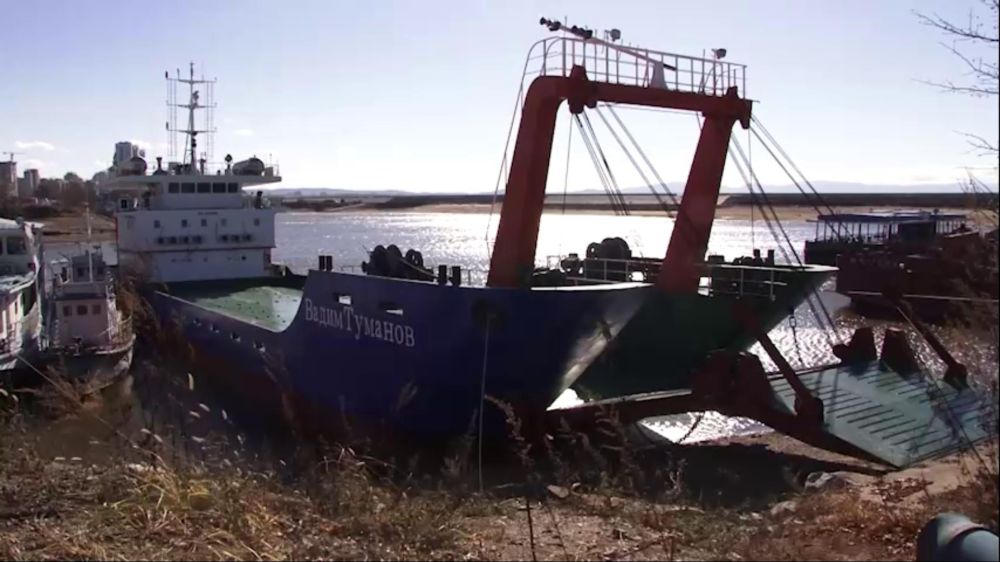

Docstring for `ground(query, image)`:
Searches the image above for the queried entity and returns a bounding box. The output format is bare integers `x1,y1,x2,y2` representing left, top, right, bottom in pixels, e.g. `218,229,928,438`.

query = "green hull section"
573,265,835,398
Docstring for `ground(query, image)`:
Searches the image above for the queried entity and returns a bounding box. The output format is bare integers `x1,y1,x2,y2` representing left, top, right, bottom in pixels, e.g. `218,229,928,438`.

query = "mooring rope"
477,315,492,493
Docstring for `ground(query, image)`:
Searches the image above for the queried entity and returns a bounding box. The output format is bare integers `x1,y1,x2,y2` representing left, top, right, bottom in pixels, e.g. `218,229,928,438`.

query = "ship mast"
166,63,216,171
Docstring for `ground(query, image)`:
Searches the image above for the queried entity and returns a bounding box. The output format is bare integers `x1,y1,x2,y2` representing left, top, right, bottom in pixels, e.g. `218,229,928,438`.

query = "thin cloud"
21,158,53,174
15,140,56,151
234,128,254,137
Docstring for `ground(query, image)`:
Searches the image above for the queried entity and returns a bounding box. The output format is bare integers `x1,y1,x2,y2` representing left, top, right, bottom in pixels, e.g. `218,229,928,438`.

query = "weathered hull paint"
573,266,836,398
152,270,653,441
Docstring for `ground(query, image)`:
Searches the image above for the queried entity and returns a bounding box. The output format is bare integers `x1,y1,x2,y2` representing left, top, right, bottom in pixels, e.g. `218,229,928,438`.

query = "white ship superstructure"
109,64,282,284
0,218,43,372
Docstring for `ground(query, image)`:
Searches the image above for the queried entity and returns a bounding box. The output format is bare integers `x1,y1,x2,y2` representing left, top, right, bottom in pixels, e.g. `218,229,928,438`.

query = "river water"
24,210,986,463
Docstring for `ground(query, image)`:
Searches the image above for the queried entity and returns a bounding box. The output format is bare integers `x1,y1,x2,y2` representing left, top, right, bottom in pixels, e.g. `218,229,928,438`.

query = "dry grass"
3,384,999,562
0,436,470,560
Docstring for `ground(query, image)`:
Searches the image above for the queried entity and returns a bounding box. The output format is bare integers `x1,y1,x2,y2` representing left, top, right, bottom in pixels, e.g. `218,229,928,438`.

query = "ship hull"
0,298,43,376
572,266,835,398
150,270,653,443
35,337,135,394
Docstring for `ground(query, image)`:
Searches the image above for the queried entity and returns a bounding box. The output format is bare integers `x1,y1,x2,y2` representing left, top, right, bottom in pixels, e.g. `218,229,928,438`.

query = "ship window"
77,305,88,316
212,182,226,193
63,305,72,317
230,332,241,342
337,294,352,306
221,218,228,226
181,182,195,193
193,235,203,244
181,219,188,228
76,267,86,278
220,234,229,242
227,183,239,193
197,182,210,193
253,341,266,352
168,236,177,244
254,218,260,226
5,237,27,255
201,219,208,227
243,234,253,242
156,237,164,245
92,304,101,314
168,182,180,193
181,236,190,244
154,220,161,228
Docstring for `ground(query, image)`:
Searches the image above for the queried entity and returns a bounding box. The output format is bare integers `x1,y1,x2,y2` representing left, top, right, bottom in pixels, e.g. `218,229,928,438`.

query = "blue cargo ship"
107,63,652,442
109,30,837,444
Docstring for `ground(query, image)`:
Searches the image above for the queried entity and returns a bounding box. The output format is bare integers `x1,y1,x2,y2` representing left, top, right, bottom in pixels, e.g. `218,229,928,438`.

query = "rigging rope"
592,105,674,215
562,115,573,216
574,114,628,215
603,104,681,210
749,117,847,239
581,111,631,215
748,126,755,249
485,65,531,260
728,135,843,348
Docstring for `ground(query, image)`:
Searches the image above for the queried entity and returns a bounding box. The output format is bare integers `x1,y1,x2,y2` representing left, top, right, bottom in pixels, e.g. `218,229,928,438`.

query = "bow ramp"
547,328,992,469
765,361,991,468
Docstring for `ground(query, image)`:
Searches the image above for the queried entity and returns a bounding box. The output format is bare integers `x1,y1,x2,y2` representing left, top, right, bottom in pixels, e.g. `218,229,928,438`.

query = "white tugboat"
41,242,134,392
0,217,44,378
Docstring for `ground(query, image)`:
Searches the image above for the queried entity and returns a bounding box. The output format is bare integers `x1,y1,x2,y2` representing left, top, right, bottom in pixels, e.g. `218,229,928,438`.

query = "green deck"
173,284,304,331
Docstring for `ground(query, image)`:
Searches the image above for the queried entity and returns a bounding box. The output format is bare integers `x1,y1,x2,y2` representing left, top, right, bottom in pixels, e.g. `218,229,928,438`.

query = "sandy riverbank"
36,212,116,242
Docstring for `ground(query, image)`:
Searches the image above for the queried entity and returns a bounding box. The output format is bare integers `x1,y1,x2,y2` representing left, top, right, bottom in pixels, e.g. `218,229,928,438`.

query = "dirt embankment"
34,211,116,242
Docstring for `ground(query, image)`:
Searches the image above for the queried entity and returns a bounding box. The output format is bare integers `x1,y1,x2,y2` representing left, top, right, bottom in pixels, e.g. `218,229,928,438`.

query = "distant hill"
265,180,998,198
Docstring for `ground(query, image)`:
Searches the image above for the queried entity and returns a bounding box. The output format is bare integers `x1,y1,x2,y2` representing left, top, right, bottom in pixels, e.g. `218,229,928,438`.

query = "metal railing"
333,264,490,287
547,254,791,299
325,257,789,298
118,161,281,178
526,36,747,97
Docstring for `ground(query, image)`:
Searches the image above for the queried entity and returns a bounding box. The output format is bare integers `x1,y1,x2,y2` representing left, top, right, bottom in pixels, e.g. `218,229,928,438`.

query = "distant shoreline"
280,203,988,223
277,190,998,221
31,197,995,244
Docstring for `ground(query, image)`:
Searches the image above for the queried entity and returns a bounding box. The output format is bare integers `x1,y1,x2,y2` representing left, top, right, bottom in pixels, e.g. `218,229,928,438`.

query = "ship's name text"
303,298,415,347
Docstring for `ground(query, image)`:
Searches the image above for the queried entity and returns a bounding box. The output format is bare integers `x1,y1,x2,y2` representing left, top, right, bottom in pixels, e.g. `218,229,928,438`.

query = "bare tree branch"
916,7,1000,43
916,0,999,156
915,0,1000,94
961,132,1000,156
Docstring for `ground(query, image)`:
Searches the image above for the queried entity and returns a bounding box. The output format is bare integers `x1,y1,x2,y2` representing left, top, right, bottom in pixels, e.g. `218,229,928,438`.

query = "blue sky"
1,0,997,191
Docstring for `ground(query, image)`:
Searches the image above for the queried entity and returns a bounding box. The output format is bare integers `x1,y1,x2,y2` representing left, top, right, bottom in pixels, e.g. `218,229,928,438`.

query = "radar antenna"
166,63,217,170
